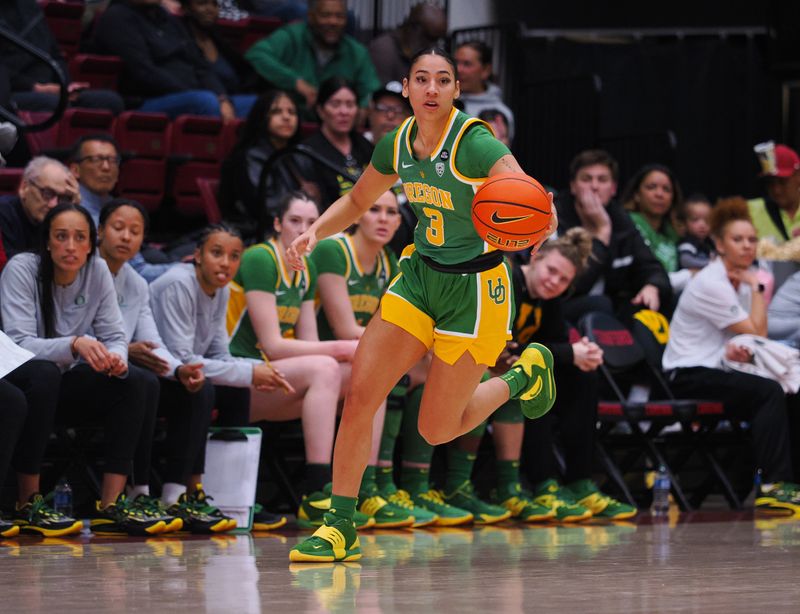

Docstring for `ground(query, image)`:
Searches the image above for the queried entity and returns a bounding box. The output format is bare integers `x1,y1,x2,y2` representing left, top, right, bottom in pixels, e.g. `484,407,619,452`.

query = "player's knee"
417,421,453,446
308,355,340,384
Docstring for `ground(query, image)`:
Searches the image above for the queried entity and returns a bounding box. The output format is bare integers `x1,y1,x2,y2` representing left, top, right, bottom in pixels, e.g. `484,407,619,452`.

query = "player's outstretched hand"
529,192,558,258
286,229,317,271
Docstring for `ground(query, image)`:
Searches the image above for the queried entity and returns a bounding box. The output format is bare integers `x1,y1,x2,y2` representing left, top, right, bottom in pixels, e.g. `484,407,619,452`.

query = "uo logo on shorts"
487,277,506,305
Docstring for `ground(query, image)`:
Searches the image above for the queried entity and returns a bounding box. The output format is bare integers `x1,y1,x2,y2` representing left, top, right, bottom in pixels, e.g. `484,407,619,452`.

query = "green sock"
445,446,477,492
376,465,395,491
499,368,527,398
400,466,430,495
329,494,357,522
496,460,521,493
402,385,434,464
359,465,377,496
378,409,403,462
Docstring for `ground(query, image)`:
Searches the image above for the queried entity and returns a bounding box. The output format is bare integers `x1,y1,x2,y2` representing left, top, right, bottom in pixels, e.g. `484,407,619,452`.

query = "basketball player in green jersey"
288,47,557,563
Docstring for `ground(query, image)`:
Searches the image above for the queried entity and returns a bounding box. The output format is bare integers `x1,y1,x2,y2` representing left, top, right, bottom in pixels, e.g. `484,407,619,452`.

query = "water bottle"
54,479,73,518
651,465,670,517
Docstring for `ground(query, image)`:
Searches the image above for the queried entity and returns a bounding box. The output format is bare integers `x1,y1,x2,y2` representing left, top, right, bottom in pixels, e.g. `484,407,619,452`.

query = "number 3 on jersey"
422,207,444,246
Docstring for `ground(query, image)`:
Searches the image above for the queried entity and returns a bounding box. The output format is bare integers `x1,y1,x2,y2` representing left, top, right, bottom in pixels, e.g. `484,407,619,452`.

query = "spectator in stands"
219,89,317,239
364,81,411,145
622,164,684,294
96,198,204,532
68,135,174,282
245,0,380,118
93,0,255,119
663,197,800,513
675,193,715,272
0,0,124,115
0,203,163,535
367,3,447,85
0,355,73,537
150,223,291,531
180,0,258,97
0,157,79,265
478,108,511,147
555,149,671,322
454,41,515,142
302,77,373,210
747,142,800,244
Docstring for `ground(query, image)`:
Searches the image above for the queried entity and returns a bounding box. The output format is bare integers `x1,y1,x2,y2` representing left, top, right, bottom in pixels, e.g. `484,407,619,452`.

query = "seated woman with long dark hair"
0,203,163,536
219,89,318,239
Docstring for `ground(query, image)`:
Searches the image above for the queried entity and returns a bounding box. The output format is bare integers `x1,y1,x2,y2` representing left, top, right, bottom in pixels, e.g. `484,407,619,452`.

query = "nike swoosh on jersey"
490,211,534,225
401,161,414,168
347,279,359,286
275,290,286,296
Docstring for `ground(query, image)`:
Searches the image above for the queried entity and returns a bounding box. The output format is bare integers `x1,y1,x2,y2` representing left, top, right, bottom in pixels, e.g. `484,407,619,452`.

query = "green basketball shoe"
380,484,439,528
531,479,592,522
297,489,374,530
289,513,362,563
410,489,474,526
443,481,511,525
506,343,556,419
565,479,638,520
492,482,556,522
358,484,415,529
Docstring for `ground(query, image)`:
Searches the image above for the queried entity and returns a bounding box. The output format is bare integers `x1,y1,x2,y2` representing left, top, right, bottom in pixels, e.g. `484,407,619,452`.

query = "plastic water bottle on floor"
651,465,670,517
54,479,73,518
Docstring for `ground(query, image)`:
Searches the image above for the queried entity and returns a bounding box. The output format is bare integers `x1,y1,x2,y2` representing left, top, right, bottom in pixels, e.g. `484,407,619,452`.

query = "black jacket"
93,0,225,97
0,1,70,91
555,192,671,310
511,264,574,366
0,196,39,261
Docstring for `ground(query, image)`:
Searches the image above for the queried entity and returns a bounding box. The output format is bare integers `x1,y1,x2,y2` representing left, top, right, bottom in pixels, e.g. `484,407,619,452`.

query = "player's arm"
317,273,366,339
287,165,398,269
488,154,525,176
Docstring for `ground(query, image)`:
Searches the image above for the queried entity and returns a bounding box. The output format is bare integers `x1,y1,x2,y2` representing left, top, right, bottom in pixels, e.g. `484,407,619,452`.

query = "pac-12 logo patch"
435,162,445,177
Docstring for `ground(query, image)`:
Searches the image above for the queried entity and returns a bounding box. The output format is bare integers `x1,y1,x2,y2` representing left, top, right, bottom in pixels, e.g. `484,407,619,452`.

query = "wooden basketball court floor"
2,511,799,613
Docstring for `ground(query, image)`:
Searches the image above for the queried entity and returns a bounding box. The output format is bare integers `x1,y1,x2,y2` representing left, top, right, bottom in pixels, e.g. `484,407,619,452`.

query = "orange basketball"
471,173,553,251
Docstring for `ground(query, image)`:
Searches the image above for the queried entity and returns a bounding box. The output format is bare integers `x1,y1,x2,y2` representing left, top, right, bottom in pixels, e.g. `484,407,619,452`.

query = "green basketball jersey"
311,234,399,340
227,237,316,359
371,108,510,265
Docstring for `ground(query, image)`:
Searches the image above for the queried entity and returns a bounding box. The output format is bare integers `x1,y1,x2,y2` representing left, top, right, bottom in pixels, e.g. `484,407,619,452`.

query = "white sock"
161,483,187,507
127,485,150,500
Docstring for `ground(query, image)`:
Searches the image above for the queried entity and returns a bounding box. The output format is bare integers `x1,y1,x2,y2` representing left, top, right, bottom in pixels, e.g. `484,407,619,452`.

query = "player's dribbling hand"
529,193,558,258
490,341,519,376
286,230,317,271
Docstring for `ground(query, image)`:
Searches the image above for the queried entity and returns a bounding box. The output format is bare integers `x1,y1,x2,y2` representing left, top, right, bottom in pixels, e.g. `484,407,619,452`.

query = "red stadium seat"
196,177,222,224
215,18,248,52
41,0,84,60
0,168,24,196
116,159,167,213
68,54,124,91
239,16,283,53
169,115,224,217
114,111,171,158
17,111,60,157
220,118,244,159
57,108,116,149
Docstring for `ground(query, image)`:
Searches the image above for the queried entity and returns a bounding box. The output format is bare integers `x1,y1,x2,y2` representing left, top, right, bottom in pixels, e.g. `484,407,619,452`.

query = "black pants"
670,366,793,483
0,360,61,480
158,380,250,484
522,364,599,485
58,364,150,476
130,365,161,487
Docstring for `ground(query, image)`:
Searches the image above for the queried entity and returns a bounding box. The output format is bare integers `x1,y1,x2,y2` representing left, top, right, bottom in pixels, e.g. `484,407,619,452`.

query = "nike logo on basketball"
401,161,414,168
490,211,534,224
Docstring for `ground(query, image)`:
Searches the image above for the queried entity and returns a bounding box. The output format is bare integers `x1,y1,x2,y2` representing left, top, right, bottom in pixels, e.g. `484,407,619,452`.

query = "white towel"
721,334,800,394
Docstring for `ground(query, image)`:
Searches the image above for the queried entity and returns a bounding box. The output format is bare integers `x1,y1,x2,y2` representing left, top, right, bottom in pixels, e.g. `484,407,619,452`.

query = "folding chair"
629,311,745,509
579,310,695,510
